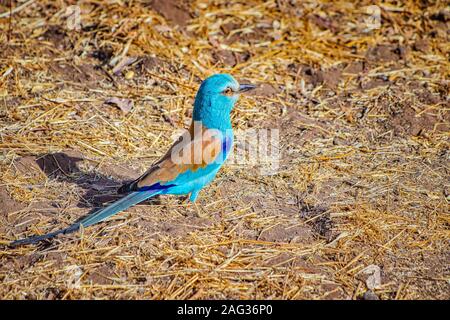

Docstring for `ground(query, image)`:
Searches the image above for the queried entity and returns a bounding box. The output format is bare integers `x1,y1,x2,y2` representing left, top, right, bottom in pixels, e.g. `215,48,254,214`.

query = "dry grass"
0,0,449,299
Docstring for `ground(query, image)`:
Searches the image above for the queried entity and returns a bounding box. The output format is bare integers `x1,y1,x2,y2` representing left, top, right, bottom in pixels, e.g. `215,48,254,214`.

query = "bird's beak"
238,84,257,93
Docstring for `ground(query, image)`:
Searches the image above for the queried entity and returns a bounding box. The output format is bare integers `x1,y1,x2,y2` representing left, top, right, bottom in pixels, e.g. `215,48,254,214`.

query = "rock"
363,290,380,300
357,264,382,290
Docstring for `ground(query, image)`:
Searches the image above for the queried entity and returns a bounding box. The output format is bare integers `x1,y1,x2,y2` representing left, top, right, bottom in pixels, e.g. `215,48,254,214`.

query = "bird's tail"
10,190,161,246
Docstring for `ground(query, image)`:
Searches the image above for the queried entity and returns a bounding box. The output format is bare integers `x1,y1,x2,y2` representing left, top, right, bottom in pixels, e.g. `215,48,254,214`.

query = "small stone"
357,264,382,290
273,20,281,29
363,290,380,300
125,70,134,80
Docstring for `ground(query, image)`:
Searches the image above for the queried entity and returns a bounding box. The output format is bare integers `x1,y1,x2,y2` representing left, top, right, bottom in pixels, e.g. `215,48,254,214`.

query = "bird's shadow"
35,152,162,216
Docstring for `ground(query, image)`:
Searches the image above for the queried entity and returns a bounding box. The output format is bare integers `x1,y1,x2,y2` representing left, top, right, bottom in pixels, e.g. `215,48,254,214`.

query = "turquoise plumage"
11,74,255,246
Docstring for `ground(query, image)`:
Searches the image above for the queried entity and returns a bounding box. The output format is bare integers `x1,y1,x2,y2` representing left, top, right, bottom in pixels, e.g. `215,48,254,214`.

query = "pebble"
363,290,380,300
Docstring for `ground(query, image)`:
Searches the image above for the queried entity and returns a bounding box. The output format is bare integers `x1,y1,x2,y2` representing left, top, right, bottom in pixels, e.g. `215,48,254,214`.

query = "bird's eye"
222,87,233,95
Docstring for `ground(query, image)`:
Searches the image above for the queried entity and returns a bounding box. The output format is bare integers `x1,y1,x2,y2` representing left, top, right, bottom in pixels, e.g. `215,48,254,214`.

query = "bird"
10,74,256,246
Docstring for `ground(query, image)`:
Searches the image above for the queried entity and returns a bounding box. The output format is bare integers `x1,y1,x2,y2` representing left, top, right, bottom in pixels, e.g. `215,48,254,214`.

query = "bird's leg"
178,195,197,217
189,189,200,202
179,190,204,217
189,190,207,217
178,190,199,205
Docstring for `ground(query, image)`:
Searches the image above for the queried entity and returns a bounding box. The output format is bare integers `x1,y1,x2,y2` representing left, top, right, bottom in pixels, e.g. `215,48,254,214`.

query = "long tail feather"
78,191,158,227
10,190,161,246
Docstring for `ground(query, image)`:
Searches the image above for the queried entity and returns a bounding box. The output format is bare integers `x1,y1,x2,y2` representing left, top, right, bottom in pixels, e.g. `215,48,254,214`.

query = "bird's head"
193,74,256,129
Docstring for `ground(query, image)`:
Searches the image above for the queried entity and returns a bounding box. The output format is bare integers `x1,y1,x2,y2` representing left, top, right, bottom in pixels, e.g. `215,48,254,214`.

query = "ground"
0,0,449,299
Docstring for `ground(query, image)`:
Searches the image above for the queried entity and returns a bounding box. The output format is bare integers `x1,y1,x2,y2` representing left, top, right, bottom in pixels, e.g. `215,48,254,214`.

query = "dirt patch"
0,186,25,216
299,202,332,241
259,224,313,243
293,64,343,89
96,163,140,182
14,151,138,183
279,110,331,146
160,216,214,237
321,67,343,89
361,77,390,90
50,63,104,84
365,44,407,63
11,151,140,211
39,25,72,51
138,55,177,75
247,83,280,97
87,264,116,285
212,50,250,67
308,13,340,33
373,90,449,136
343,61,366,74
220,22,272,45
212,50,237,67
35,151,85,177
389,106,449,136
13,155,44,177
148,0,193,27
413,39,430,53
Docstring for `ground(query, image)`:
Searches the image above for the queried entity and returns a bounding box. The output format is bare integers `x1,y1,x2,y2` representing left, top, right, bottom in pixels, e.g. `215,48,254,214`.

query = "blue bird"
11,74,256,246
